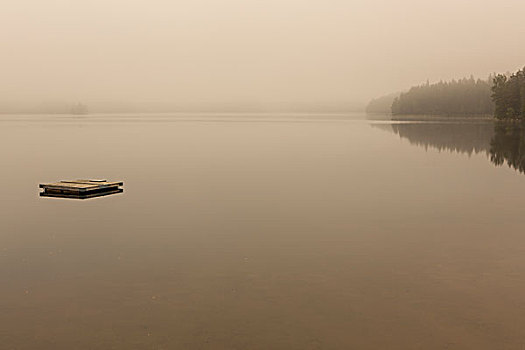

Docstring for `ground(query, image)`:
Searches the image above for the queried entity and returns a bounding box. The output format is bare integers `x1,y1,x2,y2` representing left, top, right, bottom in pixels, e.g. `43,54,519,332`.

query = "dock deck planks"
39,179,124,198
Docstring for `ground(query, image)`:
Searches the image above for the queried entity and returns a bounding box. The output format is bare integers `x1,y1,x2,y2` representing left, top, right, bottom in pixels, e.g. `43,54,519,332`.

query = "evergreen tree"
491,67,525,120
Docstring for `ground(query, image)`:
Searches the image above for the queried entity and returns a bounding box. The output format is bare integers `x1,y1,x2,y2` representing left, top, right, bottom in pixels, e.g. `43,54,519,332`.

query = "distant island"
367,66,525,119
70,103,89,115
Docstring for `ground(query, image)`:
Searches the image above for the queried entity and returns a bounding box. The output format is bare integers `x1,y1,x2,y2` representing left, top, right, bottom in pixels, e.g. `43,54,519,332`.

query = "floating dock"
39,179,123,199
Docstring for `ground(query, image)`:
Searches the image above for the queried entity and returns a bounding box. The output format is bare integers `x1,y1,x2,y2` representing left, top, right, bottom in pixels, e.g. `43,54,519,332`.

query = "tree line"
365,93,400,114
389,77,495,115
366,68,525,117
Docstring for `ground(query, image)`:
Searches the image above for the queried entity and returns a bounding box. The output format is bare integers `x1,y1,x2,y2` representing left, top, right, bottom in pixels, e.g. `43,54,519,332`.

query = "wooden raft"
40,179,123,199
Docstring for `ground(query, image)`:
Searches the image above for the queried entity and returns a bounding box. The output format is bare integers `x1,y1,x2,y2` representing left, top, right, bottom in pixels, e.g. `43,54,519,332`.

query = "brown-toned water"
1,113,525,349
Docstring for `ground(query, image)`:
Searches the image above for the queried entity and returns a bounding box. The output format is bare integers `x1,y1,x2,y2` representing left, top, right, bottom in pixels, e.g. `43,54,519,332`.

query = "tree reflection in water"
490,123,525,174
371,121,493,156
372,119,525,175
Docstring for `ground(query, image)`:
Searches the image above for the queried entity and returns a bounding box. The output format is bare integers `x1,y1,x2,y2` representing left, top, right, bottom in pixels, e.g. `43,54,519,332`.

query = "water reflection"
40,188,123,200
372,121,493,155
490,123,525,174
4,114,525,348
373,120,525,175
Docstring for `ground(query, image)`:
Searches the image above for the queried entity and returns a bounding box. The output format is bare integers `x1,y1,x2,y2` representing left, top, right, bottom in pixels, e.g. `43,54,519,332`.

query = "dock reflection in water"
40,188,124,200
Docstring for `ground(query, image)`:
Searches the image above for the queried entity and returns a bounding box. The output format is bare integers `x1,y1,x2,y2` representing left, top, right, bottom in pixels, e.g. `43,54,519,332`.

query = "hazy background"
1,0,524,113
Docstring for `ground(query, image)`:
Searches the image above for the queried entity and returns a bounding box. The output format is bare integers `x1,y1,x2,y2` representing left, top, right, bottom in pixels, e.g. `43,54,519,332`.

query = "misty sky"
1,0,524,111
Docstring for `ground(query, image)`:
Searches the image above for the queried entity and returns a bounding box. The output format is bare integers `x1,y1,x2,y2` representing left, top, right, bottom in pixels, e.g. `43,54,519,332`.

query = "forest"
367,67,525,118
491,68,525,120
365,93,400,114
390,77,494,115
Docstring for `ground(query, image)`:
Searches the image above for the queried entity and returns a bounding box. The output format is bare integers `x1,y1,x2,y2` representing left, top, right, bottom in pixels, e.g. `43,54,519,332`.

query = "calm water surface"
1,113,525,349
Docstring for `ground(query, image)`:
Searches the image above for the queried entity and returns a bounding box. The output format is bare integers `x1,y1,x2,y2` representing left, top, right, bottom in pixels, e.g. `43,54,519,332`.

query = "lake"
1,113,525,349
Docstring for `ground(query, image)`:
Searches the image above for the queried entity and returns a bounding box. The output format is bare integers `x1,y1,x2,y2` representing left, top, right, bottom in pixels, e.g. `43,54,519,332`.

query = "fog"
1,0,524,112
